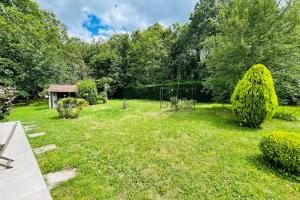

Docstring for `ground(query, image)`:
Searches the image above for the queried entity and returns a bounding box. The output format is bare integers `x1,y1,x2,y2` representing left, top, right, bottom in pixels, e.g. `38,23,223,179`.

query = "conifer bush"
230,64,278,128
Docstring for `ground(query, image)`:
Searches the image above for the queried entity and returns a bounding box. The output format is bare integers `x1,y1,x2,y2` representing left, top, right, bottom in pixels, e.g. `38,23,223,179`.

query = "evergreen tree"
231,64,278,128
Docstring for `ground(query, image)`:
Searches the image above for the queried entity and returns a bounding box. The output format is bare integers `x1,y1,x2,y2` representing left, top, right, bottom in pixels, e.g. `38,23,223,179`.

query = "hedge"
121,82,212,102
260,131,300,174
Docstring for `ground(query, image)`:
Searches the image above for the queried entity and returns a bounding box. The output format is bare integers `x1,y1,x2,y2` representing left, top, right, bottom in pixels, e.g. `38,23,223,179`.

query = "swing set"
159,66,197,110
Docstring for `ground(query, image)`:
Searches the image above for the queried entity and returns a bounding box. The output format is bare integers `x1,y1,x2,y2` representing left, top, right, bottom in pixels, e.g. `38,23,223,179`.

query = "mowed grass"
6,100,300,199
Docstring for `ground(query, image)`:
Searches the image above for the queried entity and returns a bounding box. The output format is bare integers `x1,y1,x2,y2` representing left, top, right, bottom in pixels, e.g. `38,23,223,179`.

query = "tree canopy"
0,0,87,100
203,0,300,103
1,0,299,104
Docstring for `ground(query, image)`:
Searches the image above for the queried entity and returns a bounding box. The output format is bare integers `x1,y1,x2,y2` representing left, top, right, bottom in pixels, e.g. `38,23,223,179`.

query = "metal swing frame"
159,86,197,110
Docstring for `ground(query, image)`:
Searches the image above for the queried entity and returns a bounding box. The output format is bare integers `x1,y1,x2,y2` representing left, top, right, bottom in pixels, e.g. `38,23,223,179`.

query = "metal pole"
160,87,162,110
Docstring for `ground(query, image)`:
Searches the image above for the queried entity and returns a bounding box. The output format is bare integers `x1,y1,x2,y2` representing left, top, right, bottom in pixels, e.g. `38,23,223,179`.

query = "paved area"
0,121,52,200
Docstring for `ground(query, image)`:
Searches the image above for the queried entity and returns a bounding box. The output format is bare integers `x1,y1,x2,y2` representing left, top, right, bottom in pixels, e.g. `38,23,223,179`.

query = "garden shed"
47,85,78,109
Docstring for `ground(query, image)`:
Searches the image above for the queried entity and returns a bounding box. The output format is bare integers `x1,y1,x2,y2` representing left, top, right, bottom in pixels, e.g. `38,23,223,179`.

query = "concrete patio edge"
0,121,52,200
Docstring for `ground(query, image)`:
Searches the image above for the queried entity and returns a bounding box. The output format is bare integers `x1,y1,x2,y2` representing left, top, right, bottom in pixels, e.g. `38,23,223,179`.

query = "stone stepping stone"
23,121,36,125
28,132,46,138
24,125,38,131
33,144,56,154
45,168,77,189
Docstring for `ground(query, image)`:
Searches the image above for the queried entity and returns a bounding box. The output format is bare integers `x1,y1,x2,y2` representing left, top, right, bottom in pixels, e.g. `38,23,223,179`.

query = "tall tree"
63,38,89,83
128,23,172,85
204,0,300,103
0,0,87,100
89,41,122,95
171,0,226,81
108,34,131,88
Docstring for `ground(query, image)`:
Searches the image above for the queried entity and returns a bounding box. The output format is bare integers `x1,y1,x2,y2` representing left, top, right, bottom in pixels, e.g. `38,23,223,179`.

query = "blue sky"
82,14,112,36
36,0,198,42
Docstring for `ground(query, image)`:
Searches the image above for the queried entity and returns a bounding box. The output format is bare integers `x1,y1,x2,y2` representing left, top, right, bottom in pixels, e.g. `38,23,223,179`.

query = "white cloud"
35,0,198,42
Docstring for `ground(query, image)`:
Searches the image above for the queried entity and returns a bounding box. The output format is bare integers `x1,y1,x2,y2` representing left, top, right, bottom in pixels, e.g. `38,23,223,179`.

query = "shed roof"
48,85,78,93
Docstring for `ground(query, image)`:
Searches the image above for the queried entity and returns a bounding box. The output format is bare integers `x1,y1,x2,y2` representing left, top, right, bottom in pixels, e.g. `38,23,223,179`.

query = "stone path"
23,121,36,125
45,168,77,189
28,132,46,138
24,124,38,131
0,121,52,200
33,144,57,154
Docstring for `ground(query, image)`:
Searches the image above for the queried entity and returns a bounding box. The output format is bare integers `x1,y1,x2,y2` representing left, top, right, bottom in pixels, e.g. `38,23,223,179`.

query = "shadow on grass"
15,100,47,107
198,106,265,133
34,106,48,111
247,154,300,183
49,116,61,120
166,105,262,133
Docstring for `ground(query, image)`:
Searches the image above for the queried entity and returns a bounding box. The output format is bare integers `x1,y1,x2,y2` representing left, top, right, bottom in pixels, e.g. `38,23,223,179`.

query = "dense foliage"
77,79,98,105
260,131,300,174
122,81,211,101
128,24,173,85
231,64,278,128
170,97,194,111
0,0,88,101
203,0,300,103
0,85,15,119
1,0,299,105
57,98,88,119
273,112,297,122
168,0,225,82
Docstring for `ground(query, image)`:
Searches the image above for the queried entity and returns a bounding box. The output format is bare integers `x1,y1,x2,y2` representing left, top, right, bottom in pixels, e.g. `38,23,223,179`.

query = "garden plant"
77,80,98,105
57,98,88,119
260,131,300,174
231,64,278,128
0,86,15,120
273,112,297,122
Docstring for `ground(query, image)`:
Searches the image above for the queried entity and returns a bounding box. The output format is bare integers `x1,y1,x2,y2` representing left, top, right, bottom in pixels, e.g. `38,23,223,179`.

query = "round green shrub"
260,131,300,174
57,98,88,119
77,79,98,105
230,64,278,128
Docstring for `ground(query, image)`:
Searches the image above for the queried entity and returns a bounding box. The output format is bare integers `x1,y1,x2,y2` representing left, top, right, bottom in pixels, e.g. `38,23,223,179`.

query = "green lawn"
6,100,300,199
